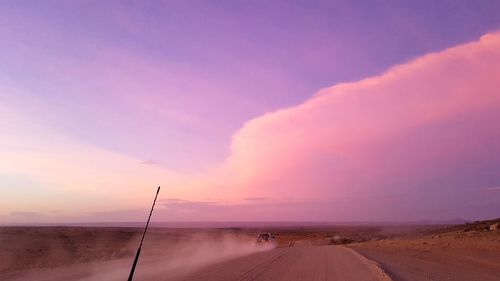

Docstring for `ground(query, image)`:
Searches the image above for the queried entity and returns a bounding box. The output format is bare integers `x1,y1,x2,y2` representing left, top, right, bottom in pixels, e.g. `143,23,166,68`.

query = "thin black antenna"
127,186,160,281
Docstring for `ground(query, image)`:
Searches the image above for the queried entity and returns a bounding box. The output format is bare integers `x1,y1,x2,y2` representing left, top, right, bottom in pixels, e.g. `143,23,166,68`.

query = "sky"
1,0,500,224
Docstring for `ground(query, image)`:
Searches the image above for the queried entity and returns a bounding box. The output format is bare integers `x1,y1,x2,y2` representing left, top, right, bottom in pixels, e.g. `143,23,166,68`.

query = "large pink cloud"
221,32,500,220
3,31,500,223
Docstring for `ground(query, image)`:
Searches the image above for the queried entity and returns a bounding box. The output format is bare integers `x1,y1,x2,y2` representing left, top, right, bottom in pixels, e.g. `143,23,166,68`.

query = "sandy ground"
352,227,500,281
1,220,499,281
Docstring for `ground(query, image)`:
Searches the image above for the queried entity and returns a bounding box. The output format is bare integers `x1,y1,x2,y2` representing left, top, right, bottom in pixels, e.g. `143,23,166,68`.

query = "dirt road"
2,245,390,281
164,245,390,281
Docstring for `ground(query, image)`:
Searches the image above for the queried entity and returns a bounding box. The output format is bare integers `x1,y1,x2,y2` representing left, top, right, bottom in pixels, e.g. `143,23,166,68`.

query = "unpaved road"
169,245,389,281
2,245,390,281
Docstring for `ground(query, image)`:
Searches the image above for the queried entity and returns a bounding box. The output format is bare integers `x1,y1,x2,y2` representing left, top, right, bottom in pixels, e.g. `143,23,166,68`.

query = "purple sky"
1,1,500,223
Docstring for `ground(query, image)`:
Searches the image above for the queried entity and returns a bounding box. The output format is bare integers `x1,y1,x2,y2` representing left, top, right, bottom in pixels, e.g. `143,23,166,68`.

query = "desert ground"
0,219,499,281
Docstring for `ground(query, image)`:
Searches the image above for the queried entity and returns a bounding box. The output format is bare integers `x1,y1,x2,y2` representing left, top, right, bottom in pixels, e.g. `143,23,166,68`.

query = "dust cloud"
85,233,275,281
1,229,275,281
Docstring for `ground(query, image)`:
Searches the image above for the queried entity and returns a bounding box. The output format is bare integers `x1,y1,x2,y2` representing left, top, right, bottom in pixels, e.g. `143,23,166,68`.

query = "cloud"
218,32,500,220
244,197,266,201
486,186,500,191
3,31,500,222
160,199,220,211
157,198,332,221
10,211,42,218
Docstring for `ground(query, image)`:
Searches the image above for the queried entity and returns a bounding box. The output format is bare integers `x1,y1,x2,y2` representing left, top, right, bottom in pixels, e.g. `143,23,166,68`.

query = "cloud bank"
2,32,500,223
219,32,500,220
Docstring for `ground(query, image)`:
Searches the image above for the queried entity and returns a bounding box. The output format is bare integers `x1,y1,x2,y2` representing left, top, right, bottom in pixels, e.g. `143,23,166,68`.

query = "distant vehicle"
257,232,275,242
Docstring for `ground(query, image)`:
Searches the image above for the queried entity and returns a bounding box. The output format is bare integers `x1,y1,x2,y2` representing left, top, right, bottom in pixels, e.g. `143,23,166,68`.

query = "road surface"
162,245,390,281
3,245,391,281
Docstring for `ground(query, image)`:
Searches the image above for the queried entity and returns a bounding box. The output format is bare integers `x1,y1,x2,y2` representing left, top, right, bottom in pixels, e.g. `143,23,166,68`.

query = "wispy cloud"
244,197,266,201
10,211,43,218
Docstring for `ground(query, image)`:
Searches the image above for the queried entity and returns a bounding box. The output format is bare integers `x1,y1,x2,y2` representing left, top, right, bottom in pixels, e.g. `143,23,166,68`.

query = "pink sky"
1,2,500,223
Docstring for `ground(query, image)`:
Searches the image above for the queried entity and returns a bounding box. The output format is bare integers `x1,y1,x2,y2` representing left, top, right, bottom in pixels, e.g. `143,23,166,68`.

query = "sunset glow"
1,1,500,223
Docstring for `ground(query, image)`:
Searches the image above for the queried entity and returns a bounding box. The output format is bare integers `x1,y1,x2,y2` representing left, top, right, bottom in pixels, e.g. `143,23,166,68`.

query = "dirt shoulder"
351,229,500,281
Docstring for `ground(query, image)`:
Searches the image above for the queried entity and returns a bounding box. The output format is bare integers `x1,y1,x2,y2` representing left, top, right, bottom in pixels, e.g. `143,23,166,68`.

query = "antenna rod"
127,186,160,281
